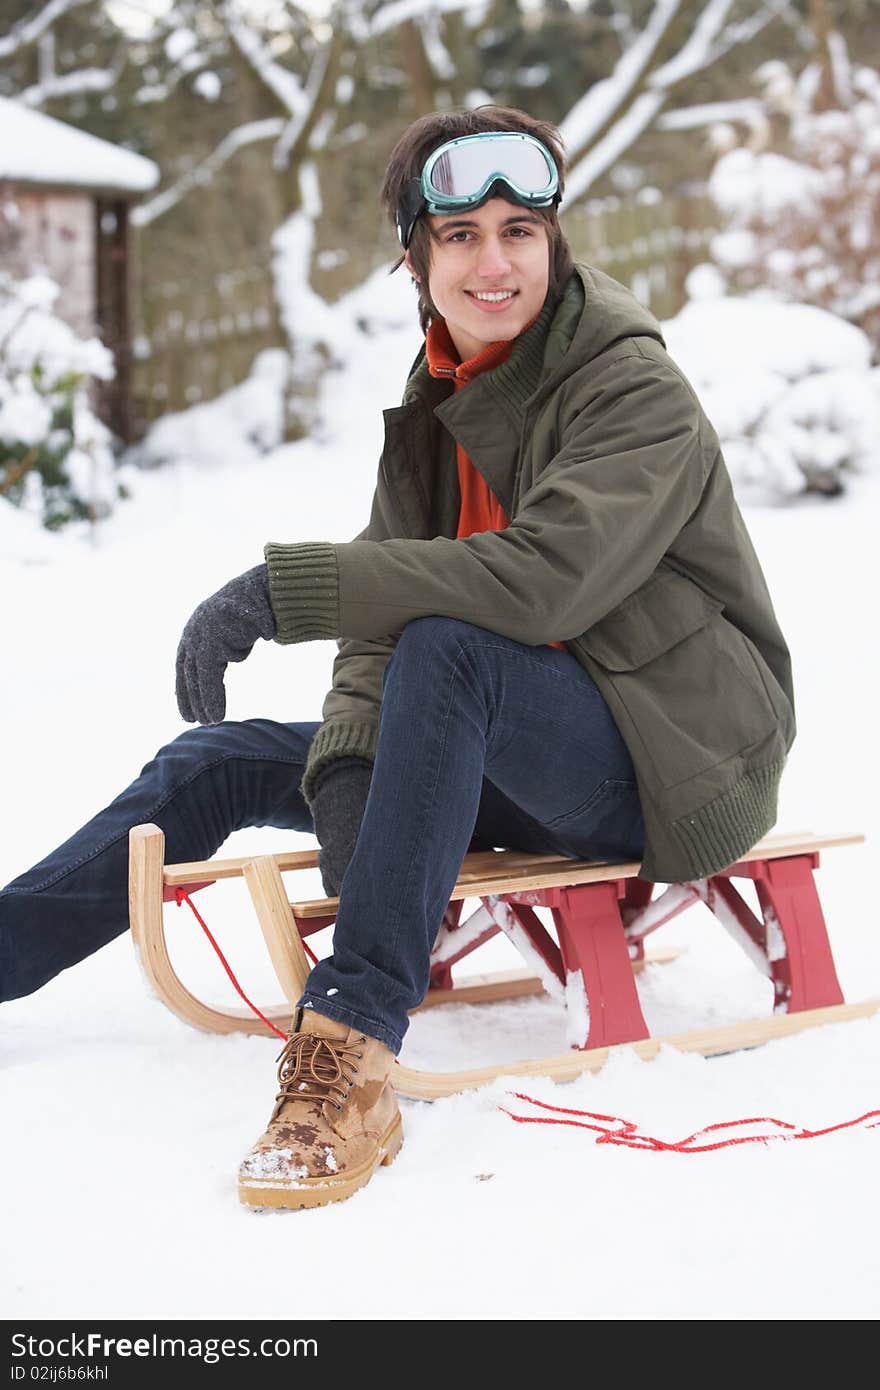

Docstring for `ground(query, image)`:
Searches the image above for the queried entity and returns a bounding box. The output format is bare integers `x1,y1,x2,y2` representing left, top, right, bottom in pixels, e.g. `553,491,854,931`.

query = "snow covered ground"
1,265,879,1321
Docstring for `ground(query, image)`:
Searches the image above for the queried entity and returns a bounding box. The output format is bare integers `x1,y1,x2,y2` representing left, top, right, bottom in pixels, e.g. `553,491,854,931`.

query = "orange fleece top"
425,315,566,653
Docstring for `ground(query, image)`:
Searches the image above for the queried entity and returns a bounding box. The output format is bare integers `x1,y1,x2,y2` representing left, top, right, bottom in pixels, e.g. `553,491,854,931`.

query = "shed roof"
0,96,159,196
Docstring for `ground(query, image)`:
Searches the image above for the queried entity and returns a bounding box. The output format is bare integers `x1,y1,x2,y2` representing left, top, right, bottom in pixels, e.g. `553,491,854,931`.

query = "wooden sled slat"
242,855,311,1005
129,824,292,1037
162,844,567,888
286,830,866,920
411,967,547,1011
393,999,880,1099
161,830,864,897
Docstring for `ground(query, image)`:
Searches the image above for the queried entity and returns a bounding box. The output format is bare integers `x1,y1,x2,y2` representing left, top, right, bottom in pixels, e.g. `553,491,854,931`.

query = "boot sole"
238,1113,404,1211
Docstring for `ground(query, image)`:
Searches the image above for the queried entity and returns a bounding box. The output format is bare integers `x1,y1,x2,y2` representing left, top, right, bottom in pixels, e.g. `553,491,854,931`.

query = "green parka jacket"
265,262,796,884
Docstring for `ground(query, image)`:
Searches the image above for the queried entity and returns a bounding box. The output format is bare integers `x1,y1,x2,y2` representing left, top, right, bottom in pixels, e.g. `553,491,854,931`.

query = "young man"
0,106,795,1211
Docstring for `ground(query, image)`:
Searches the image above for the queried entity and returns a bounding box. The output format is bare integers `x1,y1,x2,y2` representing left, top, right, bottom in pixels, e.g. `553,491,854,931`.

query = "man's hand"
175,564,276,724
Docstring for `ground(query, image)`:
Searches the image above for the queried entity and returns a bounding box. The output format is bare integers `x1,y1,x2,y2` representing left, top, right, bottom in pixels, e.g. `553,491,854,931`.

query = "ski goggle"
396,131,561,250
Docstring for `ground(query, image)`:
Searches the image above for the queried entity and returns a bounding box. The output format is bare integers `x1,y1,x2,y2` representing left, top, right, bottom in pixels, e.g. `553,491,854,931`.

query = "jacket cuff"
301,720,379,804
264,542,339,645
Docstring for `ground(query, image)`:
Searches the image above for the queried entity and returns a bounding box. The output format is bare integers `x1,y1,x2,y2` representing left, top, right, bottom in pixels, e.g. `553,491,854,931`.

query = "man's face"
404,196,550,361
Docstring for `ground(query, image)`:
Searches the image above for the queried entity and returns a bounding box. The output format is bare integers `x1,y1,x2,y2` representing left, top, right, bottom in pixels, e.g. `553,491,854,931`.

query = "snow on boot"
238,1006,402,1210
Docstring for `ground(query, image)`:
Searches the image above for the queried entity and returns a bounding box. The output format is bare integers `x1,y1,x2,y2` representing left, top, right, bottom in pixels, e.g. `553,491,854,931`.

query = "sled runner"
128,825,876,1100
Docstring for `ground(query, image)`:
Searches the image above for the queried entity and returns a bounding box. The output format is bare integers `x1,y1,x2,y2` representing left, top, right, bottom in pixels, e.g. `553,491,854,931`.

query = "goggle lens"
426,137,555,202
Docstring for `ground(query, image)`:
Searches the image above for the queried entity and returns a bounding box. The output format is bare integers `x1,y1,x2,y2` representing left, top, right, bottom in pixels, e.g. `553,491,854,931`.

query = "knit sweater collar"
404,276,576,421
424,315,532,386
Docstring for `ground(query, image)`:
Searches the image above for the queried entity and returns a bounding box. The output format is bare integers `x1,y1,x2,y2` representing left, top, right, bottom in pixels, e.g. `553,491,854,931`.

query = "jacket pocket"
575,567,781,793
579,566,723,670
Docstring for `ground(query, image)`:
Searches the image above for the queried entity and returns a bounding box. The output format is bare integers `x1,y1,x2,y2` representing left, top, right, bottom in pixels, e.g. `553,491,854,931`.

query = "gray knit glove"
175,564,276,724
309,757,373,897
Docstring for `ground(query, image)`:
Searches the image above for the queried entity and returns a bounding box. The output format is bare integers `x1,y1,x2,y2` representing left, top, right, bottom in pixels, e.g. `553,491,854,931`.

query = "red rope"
170,890,401,1063
500,1090,880,1152
174,887,293,1040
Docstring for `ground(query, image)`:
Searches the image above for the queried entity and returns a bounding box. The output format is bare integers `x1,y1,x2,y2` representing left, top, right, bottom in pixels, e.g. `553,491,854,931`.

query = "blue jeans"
0,617,644,1051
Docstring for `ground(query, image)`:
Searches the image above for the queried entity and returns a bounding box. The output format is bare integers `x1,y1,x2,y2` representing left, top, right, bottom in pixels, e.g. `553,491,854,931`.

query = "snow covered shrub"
707,51,880,351
664,273,880,505
0,270,120,531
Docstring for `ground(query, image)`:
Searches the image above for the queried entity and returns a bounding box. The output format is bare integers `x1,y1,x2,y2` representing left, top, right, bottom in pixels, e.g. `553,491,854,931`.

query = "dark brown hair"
379,105,575,334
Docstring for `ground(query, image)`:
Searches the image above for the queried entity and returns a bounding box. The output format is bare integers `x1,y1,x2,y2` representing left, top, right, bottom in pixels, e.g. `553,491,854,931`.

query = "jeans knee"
392,616,484,665
151,718,313,770
153,722,223,761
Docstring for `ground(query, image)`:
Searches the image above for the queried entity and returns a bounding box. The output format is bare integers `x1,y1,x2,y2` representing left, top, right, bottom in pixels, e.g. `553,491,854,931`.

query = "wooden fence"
130,191,719,435
131,264,283,434
562,189,719,320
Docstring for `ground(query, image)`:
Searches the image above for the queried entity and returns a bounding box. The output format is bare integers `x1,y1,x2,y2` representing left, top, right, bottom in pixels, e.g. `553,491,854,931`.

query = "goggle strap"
397,177,425,250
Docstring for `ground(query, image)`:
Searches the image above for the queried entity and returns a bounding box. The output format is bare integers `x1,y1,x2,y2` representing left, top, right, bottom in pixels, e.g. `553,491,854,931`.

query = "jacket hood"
543,261,666,386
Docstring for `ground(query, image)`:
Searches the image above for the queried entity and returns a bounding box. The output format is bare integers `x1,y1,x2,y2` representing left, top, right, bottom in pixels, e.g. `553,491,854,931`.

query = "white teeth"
470,291,515,302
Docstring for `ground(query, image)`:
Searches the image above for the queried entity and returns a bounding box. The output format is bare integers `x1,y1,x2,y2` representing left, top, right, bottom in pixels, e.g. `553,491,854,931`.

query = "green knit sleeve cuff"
263,541,339,645
300,719,379,804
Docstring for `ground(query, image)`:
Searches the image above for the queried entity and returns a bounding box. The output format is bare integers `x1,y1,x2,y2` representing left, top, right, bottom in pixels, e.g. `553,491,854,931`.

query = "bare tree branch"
130,44,223,106
565,89,670,201
273,23,340,172
697,2,789,70
418,10,456,85
132,118,285,226
223,0,310,119
563,0,792,203
657,97,771,149
18,48,127,105
369,0,478,41
561,0,686,165
0,0,92,61
657,98,767,130
609,0,638,51
648,0,739,89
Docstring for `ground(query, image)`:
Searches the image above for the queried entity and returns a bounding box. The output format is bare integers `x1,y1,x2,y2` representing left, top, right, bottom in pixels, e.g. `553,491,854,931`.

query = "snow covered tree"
705,40,880,352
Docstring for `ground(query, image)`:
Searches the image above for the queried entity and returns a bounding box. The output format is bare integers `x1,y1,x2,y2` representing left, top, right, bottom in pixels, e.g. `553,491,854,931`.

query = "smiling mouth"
465,289,519,304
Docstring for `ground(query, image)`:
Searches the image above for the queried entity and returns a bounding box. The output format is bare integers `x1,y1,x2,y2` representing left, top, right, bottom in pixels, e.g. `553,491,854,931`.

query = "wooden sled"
129,825,877,1100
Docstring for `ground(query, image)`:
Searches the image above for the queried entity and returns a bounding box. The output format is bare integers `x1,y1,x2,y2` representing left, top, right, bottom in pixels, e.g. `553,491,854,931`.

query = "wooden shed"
0,95,159,444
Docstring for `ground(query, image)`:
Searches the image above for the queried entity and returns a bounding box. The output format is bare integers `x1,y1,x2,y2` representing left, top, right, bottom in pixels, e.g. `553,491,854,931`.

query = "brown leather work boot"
238,1006,403,1210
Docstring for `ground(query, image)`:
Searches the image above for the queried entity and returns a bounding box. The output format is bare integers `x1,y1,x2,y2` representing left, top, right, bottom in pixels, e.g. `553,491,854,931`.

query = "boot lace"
272,1030,366,1115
